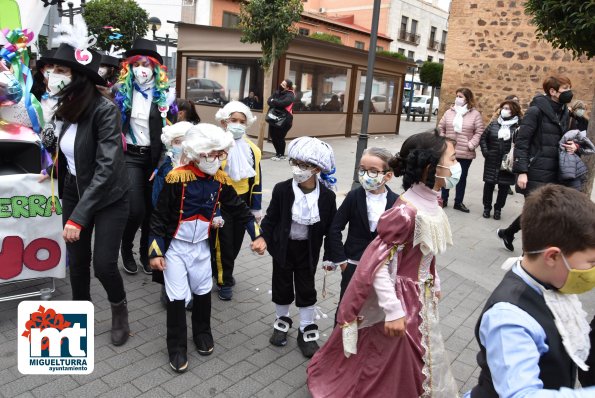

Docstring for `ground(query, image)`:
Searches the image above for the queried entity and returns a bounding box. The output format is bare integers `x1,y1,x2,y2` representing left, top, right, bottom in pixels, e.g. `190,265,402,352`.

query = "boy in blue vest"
466,184,595,397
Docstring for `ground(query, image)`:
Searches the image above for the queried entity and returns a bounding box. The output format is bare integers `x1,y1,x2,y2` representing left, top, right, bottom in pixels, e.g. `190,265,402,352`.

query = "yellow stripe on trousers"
214,228,224,285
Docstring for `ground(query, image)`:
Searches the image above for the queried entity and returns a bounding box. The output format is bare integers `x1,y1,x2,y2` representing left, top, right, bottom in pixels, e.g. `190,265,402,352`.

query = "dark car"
186,78,227,104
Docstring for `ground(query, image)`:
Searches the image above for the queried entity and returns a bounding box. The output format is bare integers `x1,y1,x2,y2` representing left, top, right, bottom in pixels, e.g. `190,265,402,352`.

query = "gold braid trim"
214,170,232,185
165,169,197,184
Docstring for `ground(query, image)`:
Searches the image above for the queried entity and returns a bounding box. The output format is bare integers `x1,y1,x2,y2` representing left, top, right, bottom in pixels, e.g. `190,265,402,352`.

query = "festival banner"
0,173,65,282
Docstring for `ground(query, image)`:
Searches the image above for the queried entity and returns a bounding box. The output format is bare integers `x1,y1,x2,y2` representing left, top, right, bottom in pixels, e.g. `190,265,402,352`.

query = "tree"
377,50,407,61
239,0,304,149
310,32,341,45
525,0,595,195
418,61,443,122
84,0,149,51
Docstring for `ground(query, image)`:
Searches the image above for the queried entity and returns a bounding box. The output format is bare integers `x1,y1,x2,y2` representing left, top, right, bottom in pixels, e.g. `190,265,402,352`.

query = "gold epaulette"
214,170,232,185
165,168,198,183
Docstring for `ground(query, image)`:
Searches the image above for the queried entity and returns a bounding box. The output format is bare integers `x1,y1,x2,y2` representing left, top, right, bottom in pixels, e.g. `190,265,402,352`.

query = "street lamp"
406,59,424,121
57,0,86,26
148,16,177,73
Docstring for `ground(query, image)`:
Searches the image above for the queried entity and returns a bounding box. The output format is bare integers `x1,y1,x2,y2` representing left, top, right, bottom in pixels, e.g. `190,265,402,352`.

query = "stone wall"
438,0,594,123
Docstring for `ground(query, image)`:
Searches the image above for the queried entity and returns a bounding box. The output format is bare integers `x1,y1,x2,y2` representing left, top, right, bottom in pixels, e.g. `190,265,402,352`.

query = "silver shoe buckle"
303,329,319,342
273,318,290,333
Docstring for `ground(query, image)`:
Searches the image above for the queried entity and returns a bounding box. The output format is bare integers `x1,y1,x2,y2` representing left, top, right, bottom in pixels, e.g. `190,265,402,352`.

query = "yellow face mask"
559,254,595,295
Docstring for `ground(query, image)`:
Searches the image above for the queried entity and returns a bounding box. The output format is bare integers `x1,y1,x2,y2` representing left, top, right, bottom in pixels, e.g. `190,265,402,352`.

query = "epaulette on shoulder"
214,170,232,185
165,167,197,184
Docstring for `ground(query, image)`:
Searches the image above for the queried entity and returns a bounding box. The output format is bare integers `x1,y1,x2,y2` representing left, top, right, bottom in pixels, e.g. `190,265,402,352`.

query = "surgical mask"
170,145,183,159
436,162,462,189
47,72,71,96
500,109,512,118
43,67,54,80
575,109,585,118
526,249,595,294
197,158,221,176
454,97,466,107
227,123,246,140
98,66,108,78
358,173,385,191
133,66,153,85
558,90,573,104
292,165,314,183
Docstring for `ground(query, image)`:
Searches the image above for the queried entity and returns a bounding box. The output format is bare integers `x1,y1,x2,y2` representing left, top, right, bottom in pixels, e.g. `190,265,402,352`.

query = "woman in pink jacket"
438,87,485,212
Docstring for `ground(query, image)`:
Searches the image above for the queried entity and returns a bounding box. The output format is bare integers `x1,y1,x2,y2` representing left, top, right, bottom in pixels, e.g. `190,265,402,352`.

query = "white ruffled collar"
225,136,256,181
291,179,320,225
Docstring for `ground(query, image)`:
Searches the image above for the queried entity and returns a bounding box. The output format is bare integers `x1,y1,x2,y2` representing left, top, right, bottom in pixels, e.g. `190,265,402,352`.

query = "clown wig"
115,55,170,126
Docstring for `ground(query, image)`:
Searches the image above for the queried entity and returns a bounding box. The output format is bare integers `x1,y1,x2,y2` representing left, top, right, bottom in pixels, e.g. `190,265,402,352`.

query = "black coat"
54,95,129,228
513,95,569,193
328,186,398,264
267,89,295,129
122,102,165,169
260,179,337,271
480,119,518,185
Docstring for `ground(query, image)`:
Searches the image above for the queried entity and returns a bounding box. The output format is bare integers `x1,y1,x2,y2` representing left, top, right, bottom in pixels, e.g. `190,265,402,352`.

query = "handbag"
501,143,514,172
265,107,288,128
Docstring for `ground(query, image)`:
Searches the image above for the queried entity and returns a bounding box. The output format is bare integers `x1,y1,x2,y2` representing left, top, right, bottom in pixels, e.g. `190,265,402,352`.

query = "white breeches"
164,238,212,304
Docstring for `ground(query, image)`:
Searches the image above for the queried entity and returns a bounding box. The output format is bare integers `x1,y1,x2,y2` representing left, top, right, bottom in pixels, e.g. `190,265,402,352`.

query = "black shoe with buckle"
121,249,138,274
297,324,320,358
270,316,292,347
497,228,514,252
454,203,470,213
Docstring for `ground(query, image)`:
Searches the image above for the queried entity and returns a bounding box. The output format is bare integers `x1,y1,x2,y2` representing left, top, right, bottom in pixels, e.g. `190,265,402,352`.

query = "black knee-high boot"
166,299,188,373
192,293,214,356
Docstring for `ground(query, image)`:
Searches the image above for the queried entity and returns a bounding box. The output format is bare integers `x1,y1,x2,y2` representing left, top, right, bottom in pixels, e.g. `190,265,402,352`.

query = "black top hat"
37,48,57,70
45,43,106,86
100,53,121,69
124,38,163,64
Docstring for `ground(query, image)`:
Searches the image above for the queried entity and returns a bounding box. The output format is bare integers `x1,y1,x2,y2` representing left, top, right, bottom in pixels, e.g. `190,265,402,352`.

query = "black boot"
493,209,502,220
482,208,491,218
167,299,188,373
191,294,214,356
121,248,138,274
269,316,292,347
297,324,320,358
110,299,130,346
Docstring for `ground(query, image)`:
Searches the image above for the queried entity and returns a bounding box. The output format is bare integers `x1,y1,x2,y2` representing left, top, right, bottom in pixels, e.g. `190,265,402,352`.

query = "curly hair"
115,55,170,127
389,130,453,191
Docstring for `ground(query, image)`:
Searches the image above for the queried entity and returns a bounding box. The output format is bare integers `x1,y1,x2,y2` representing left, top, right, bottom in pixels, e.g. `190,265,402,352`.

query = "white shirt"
289,221,309,241
127,83,154,147
366,190,388,232
60,123,78,175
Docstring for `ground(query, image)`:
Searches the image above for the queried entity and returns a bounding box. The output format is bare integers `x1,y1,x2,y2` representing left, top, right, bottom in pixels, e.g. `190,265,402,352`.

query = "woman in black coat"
267,79,295,160
480,99,521,220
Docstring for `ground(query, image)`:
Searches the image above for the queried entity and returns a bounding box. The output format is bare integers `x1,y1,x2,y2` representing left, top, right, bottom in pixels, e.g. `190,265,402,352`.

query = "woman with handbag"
480,99,521,220
267,79,295,160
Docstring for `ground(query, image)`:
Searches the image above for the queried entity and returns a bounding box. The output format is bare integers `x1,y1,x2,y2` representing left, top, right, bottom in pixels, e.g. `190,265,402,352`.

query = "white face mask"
197,158,221,176
454,97,466,107
47,72,72,96
292,165,314,183
43,67,54,80
575,109,585,118
500,109,512,118
358,172,386,191
98,66,109,78
227,123,246,140
436,162,462,189
133,66,153,85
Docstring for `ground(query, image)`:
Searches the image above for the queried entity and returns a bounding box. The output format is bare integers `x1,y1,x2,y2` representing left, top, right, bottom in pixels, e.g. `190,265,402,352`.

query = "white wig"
215,101,257,127
182,123,235,162
161,121,193,146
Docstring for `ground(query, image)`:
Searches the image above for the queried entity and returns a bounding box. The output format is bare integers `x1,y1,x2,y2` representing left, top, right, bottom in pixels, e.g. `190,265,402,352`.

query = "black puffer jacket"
512,95,569,193
480,119,518,185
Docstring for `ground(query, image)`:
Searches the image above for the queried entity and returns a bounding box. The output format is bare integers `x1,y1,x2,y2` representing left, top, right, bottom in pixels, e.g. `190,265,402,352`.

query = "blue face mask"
227,123,246,139
170,145,182,158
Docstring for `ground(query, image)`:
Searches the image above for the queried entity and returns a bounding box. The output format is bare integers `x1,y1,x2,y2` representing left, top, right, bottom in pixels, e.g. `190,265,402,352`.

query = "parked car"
186,78,227,104
403,95,439,115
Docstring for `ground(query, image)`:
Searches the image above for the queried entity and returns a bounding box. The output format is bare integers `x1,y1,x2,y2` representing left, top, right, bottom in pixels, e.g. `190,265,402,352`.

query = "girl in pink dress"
308,132,461,397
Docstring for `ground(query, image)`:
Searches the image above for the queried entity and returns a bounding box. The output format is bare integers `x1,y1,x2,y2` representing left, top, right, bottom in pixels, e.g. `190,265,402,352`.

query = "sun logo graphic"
18,301,94,374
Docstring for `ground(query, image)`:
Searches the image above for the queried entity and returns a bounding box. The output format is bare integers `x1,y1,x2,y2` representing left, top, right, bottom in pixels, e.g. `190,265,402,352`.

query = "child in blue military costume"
149,123,266,373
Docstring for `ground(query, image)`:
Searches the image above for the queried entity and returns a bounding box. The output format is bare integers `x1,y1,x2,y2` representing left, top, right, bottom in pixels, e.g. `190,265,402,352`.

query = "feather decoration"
107,44,125,58
53,15,97,50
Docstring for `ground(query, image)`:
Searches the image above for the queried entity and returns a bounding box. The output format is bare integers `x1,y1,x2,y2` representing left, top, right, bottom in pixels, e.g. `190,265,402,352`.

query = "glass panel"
185,57,263,108
288,59,349,113
357,73,397,114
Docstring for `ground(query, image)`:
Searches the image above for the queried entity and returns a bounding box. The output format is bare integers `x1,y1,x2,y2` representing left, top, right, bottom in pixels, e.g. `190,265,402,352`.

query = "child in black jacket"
254,136,337,358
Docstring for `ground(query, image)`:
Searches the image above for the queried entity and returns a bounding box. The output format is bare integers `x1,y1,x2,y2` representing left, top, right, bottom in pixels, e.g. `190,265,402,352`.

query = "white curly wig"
182,123,235,162
215,101,257,127
161,121,193,146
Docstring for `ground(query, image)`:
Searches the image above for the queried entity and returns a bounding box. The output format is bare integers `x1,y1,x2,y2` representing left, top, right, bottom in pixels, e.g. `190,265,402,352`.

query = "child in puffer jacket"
558,129,595,192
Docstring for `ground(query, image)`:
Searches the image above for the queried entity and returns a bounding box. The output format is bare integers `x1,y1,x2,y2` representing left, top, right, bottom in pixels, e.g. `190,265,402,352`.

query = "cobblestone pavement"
1,118,593,397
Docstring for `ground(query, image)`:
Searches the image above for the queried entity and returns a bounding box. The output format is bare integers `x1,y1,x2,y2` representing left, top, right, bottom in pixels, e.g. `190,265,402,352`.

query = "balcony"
427,39,440,51
439,42,446,53
397,29,421,45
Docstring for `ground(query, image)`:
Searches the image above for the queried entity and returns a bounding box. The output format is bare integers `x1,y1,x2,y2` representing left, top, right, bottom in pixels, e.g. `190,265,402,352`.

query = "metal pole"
352,0,381,189
165,34,169,71
406,67,415,121
68,2,74,25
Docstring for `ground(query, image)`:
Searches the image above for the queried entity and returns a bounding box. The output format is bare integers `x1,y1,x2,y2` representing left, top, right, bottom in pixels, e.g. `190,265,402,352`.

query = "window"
427,55,433,62
398,48,405,55
358,73,397,114
355,41,365,50
438,58,444,64
401,16,408,32
408,50,415,60
411,19,418,35
288,59,348,112
376,46,384,51
222,12,239,28
298,28,310,36
440,30,448,51
185,57,264,108
430,26,437,43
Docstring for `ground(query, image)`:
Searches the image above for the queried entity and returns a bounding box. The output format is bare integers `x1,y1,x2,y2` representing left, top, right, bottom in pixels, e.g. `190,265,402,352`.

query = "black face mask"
558,90,573,104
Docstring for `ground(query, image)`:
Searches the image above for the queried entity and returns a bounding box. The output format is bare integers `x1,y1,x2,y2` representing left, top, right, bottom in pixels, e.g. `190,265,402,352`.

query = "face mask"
44,68,54,80
526,249,595,294
575,109,585,118
558,90,573,104
133,66,153,85
358,173,385,191
292,165,314,183
454,97,466,107
197,158,221,176
500,109,512,118
227,123,246,140
436,162,462,189
170,145,183,159
47,72,72,96
98,66,108,78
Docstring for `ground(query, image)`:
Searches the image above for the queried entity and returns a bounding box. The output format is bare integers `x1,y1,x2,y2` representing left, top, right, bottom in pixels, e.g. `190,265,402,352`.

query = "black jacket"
123,102,165,169
267,89,295,128
328,186,398,264
480,119,518,185
260,179,337,270
54,95,129,228
569,114,588,132
513,95,569,193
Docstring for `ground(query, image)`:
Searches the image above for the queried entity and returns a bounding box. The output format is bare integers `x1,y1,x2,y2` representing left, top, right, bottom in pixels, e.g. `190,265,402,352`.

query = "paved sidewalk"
0,118,593,398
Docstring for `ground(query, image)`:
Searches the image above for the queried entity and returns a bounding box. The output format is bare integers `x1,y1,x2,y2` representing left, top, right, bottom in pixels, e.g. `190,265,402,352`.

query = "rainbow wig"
115,55,170,127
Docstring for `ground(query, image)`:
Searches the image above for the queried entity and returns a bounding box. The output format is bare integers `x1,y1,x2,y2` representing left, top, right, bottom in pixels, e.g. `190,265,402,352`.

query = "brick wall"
438,0,594,123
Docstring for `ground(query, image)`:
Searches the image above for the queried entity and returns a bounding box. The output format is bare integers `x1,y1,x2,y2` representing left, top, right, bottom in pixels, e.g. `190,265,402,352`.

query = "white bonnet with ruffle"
215,101,257,127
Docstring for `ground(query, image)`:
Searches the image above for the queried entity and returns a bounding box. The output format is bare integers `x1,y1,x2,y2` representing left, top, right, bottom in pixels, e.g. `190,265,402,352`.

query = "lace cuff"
342,321,358,358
